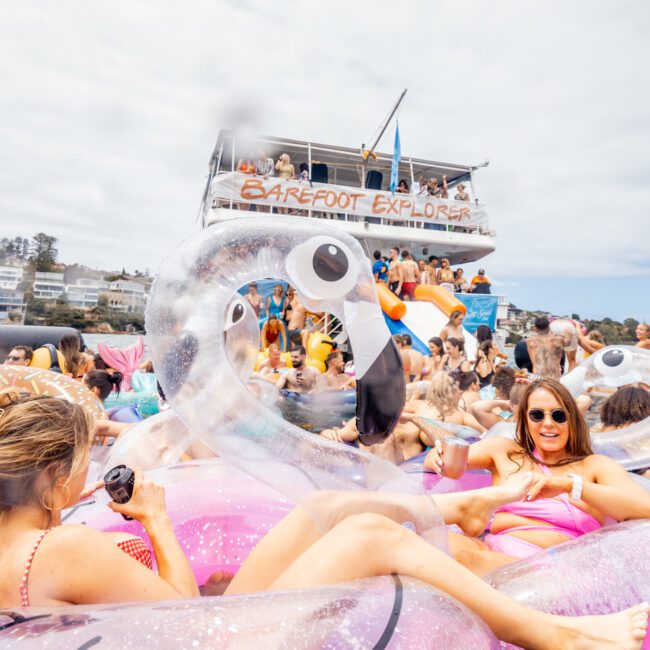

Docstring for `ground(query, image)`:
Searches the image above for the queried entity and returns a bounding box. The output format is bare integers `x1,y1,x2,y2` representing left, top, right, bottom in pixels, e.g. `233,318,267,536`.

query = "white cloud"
1,0,649,285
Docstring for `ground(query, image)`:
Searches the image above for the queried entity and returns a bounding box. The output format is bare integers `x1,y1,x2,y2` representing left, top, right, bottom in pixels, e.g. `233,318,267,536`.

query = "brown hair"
447,310,464,327
10,345,33,362
59,333,82,378
600,387,650,428
0,390,94,522
492,367,516,399
511,379,592,469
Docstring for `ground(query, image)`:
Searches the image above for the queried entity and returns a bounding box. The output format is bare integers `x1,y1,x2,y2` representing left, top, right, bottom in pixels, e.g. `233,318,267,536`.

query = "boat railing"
206,171,492,236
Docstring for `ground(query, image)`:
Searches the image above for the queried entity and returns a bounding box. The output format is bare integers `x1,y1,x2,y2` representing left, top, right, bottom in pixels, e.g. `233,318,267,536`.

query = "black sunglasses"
527,408,567,424
6,355,22,362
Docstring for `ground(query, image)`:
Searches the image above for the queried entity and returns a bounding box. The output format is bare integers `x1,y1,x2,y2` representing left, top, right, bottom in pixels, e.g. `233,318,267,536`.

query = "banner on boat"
210,172,488,228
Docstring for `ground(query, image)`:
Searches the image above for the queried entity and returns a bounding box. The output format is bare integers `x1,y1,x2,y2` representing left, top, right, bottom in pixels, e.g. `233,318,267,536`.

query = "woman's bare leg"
447,531,518,575
269,513,648,650
227,473,532,594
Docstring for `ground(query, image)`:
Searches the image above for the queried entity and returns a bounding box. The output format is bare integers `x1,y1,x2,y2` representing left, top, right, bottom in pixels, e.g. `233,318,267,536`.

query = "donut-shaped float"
0,364,105,420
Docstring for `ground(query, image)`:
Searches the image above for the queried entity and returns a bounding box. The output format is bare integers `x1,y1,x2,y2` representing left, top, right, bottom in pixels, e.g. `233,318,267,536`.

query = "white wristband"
567,473,583,502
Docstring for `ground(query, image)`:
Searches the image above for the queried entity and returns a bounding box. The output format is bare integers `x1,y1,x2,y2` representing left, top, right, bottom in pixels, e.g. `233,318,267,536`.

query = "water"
83,333,145,353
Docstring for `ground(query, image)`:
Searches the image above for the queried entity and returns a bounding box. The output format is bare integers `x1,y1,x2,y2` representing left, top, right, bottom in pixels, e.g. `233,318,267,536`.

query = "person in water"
524,316,566,379
1,390,647,648
316,351,355,391
276,347,319,393
636,323,650,350
426,379,650,576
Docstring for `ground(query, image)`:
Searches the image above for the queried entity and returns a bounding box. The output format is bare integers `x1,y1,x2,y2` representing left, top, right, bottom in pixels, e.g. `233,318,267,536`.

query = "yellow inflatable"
0,365,105,421
29,345,68,374
304,331,333,373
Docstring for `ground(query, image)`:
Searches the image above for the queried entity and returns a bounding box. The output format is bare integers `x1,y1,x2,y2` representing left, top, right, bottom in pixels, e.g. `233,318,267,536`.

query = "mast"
360,88,407,188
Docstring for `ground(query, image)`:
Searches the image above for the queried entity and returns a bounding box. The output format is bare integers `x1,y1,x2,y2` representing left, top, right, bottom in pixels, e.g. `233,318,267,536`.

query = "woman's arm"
461,410,487,432
527,455,650,521
470,399,511,429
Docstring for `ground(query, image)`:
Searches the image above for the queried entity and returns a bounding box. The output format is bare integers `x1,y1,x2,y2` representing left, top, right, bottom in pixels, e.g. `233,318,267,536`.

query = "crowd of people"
374,247,491,299
1,318,650,646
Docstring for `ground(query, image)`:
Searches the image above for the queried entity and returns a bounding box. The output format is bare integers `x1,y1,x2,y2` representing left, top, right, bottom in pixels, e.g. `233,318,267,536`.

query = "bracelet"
567,473,583,502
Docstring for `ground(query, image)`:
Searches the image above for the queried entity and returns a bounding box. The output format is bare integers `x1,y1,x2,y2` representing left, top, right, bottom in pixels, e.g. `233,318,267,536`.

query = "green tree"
30,233,59,271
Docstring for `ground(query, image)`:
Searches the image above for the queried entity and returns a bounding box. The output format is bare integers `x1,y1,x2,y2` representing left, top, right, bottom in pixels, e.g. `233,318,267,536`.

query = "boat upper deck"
200,131,495,264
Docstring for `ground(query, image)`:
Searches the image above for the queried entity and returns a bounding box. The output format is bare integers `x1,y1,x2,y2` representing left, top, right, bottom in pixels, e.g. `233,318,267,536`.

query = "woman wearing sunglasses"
425,378,650,575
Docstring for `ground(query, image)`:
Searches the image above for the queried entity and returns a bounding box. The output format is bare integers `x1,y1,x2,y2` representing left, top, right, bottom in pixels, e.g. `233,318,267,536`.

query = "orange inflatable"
376,283,406,320
414,285,466,317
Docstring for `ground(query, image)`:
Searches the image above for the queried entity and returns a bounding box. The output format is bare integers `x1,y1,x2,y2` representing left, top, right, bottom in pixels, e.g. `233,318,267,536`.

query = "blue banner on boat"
389,122,401,194
454,294,499,333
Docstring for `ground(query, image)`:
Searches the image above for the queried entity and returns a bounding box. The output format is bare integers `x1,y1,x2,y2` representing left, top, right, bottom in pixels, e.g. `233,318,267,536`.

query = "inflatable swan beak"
344,300,405,445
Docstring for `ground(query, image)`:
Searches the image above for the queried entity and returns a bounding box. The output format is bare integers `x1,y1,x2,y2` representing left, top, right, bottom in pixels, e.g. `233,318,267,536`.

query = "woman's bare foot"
457,473,534,537
201,570,235,597
542,603,648,650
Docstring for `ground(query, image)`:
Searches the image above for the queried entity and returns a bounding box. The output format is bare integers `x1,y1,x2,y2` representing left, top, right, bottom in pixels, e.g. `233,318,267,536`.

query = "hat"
478,269,485,274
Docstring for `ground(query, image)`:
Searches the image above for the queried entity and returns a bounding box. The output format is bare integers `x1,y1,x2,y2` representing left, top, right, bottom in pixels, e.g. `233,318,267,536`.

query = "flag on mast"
389,121,401,194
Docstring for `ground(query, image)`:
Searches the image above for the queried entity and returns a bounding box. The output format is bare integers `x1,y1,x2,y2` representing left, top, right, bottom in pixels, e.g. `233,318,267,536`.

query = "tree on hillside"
30,233,59,271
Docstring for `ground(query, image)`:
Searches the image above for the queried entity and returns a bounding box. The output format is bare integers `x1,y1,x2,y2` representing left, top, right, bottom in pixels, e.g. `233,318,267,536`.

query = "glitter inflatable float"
561,345,650,397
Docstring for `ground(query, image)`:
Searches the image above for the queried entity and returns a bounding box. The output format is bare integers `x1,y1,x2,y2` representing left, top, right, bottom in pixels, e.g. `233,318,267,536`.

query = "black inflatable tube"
0,325,86,357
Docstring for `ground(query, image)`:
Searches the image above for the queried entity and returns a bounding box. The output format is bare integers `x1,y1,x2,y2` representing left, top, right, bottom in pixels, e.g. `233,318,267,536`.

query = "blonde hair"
425,372,458,418
0,389,94,522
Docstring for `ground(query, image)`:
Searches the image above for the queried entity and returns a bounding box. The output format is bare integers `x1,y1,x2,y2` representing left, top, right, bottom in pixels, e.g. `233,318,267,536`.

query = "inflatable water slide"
377,284,478,360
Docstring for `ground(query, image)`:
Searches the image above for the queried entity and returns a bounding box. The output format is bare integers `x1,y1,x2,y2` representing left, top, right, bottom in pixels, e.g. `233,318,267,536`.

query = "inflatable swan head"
147,217,404,445
561,345,650,397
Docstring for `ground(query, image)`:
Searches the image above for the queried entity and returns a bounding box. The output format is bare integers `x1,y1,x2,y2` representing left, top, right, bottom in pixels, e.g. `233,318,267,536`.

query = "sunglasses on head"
527,408,567,424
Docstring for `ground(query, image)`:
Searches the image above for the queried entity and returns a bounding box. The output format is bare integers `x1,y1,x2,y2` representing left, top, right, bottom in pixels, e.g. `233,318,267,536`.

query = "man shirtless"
316,351,356,391
257,343,289,377
387,247,403,297
276,347,319,393
286,293,307,346
525,317,566,379
401,334,424,381
320,414,436,463
400,250,420,301
636,323,650,350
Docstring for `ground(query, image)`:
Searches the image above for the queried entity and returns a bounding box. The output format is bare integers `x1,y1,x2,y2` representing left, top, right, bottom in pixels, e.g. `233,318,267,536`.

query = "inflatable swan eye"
286,236,358,300
594,347,633,377
225,298,248,331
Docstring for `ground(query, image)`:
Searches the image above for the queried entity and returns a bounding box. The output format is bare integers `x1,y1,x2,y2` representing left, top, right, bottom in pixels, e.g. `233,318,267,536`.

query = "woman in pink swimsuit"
426,378,650,576
1,389,648,649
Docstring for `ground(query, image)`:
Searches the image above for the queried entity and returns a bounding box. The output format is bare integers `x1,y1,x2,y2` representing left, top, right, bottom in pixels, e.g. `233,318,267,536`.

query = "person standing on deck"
400,250,420,301
388,247,404,298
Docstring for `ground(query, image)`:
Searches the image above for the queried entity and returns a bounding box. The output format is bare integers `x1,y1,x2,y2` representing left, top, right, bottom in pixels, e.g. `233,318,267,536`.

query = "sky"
1,1,649,322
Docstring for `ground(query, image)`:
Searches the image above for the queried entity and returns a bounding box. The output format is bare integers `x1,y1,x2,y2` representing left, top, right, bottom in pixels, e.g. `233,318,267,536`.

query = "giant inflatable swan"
145,217,445,539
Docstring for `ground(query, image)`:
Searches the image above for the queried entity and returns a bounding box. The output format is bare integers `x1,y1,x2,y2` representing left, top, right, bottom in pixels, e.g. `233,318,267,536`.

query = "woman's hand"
424,439,444,474
79,480,104,500
526,475,573,501
107,469,169,526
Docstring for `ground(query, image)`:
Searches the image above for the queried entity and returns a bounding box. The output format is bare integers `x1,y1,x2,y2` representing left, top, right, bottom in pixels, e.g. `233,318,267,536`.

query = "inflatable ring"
146,216,446,542
29,345,67,373
0,364,105,420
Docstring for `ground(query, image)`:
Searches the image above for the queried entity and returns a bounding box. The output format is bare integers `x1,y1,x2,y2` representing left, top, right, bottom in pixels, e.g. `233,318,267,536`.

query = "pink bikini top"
20,530,152,607
494,454,602,539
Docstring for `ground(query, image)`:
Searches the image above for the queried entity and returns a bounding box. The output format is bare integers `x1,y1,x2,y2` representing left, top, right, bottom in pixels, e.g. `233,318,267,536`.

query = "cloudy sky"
2,1,649,321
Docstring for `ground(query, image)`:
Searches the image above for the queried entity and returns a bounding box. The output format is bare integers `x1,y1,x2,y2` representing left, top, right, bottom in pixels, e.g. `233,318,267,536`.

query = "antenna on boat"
360,88,407,187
